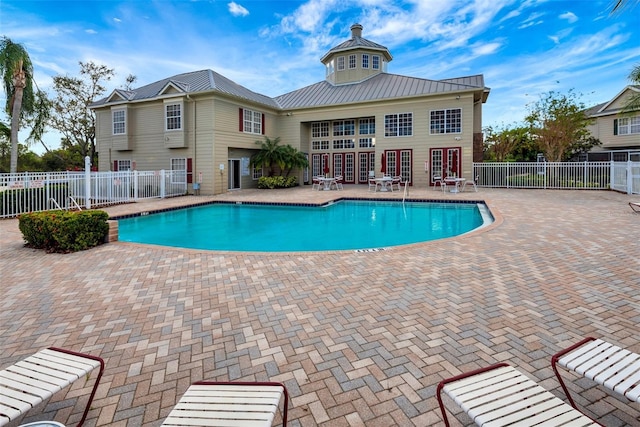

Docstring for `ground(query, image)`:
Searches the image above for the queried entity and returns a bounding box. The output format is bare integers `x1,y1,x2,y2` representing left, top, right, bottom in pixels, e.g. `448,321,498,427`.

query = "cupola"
321,24,393,86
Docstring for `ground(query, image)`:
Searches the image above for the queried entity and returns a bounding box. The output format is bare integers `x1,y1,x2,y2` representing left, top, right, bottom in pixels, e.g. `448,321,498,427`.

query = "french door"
358,152,376,183
332,153,355,183
429,147,460,185
383,149,413,185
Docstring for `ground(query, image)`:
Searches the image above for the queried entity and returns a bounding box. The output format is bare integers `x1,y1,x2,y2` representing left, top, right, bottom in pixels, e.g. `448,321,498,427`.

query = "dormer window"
349,54,356,69
362,54,369,69
337,57,345,71
372,55,380,70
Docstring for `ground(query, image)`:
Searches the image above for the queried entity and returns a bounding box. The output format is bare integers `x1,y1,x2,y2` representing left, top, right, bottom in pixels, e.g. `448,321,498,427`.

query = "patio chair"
311,176,322,191
368,178,380,192
162,381,289,426
331,175,344,190
433,175,446,192
630,202,640,213
0,347,105,427
462,175,479,192
437,363,599,427
391,176,402,191
552,337,640,410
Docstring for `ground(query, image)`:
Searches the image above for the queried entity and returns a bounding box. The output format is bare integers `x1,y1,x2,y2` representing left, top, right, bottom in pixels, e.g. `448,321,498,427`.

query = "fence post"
160,170,166,198
134,170,139,201
85,156,91,210
610,160,615,192
628,160,633,195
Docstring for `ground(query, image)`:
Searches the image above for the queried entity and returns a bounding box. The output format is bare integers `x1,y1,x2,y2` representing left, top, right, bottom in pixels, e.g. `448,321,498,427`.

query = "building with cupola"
92,24,490,193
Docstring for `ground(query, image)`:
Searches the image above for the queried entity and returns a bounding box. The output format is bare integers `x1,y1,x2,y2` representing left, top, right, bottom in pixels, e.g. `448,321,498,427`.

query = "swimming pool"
117,200,491,252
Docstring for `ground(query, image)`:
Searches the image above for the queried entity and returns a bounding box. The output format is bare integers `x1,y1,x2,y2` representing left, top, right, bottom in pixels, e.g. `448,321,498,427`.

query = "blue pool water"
117,200,489,252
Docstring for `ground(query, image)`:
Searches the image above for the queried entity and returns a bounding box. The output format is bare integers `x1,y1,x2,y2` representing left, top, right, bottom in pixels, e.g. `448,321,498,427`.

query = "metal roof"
275,73,487,110
91,69,280,109
320,36,392,63
92,69,488,112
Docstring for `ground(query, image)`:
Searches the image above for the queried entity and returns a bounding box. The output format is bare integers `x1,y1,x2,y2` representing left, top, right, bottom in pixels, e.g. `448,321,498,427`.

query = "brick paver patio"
1,186,638,426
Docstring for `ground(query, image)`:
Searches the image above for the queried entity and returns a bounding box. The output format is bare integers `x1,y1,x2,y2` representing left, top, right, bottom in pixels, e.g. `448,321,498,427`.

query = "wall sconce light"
286,112,292,116
456,95,461,100
454,136,461,141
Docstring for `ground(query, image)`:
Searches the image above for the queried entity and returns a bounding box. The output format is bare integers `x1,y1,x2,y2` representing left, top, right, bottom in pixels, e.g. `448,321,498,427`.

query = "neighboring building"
585,85,640,161
91,24,490,194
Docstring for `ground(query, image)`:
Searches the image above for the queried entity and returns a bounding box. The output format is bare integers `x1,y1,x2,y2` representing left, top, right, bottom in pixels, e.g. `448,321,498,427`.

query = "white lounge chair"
162,381,289,426
552,337,640,409
437,363,598,427
0,347,104,427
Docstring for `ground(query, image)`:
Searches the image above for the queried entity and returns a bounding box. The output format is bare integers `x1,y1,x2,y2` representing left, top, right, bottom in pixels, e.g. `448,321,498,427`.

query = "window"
362,54,369,69
359,137,374,148
372,55,380,70
333,120,355,136
116,159,131,171
359,118,375,135
243,109,263,134
337,56,345,71
166,103,181,130
312,122,330,138
252,165,263,180
617,116,640,135
333,139,355,149
430,108,462,134
384,113,412,137
349,54,356,69
112,110,126,135
312,140,330,150
171,158,187,184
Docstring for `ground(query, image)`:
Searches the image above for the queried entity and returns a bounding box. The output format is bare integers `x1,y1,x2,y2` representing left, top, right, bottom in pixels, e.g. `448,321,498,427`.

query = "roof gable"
589,85,640,116
91,69,280,109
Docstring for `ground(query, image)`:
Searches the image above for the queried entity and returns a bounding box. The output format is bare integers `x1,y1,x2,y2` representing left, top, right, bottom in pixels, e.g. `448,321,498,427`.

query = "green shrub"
19,210,110,253
257,176,298,189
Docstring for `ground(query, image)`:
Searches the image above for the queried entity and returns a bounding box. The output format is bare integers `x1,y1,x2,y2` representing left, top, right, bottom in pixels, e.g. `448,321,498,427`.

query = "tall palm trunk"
9,60,25,174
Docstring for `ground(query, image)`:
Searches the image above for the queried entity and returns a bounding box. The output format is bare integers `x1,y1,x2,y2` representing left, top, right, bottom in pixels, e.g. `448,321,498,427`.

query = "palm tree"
250,136,286,176
280,144,309,177
0,37,36,173
621,64,640,113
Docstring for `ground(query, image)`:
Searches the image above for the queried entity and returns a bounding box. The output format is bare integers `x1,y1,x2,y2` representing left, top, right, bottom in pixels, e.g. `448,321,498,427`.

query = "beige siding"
278,93,477,187
591,114,640,149
94,84,484,193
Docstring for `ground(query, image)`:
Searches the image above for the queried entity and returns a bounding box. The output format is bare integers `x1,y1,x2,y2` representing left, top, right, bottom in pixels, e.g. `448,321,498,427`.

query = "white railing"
472,161,639,194
1,167,187,219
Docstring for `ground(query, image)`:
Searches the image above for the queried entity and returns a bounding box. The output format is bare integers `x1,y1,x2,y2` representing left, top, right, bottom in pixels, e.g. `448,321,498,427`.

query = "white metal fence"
1,169,187,219
473,161,640,194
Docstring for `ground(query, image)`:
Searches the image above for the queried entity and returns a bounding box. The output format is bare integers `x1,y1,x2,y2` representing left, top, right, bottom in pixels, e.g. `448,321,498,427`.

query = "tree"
280,144,308,177
250,136,286,176
0,37,36,173
525,90,598,162
621,64,640,113
49,61,114,166
483,125,532,162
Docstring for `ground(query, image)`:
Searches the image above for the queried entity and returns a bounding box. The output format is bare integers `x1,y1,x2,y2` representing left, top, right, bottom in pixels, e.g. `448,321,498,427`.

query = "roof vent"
350,23,363,38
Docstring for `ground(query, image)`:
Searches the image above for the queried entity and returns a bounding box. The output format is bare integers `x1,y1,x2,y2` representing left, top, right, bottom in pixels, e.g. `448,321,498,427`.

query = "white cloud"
559,11,578,23
85,29,97,35
113,17,121,23
473,42,501,56
228,2,249,17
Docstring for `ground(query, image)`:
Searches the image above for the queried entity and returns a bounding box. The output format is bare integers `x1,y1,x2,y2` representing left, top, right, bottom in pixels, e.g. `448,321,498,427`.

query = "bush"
257,176,298,189
19,210,110,253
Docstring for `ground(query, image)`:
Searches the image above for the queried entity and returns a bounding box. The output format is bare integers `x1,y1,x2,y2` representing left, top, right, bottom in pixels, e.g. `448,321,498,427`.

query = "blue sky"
2,0,639,152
